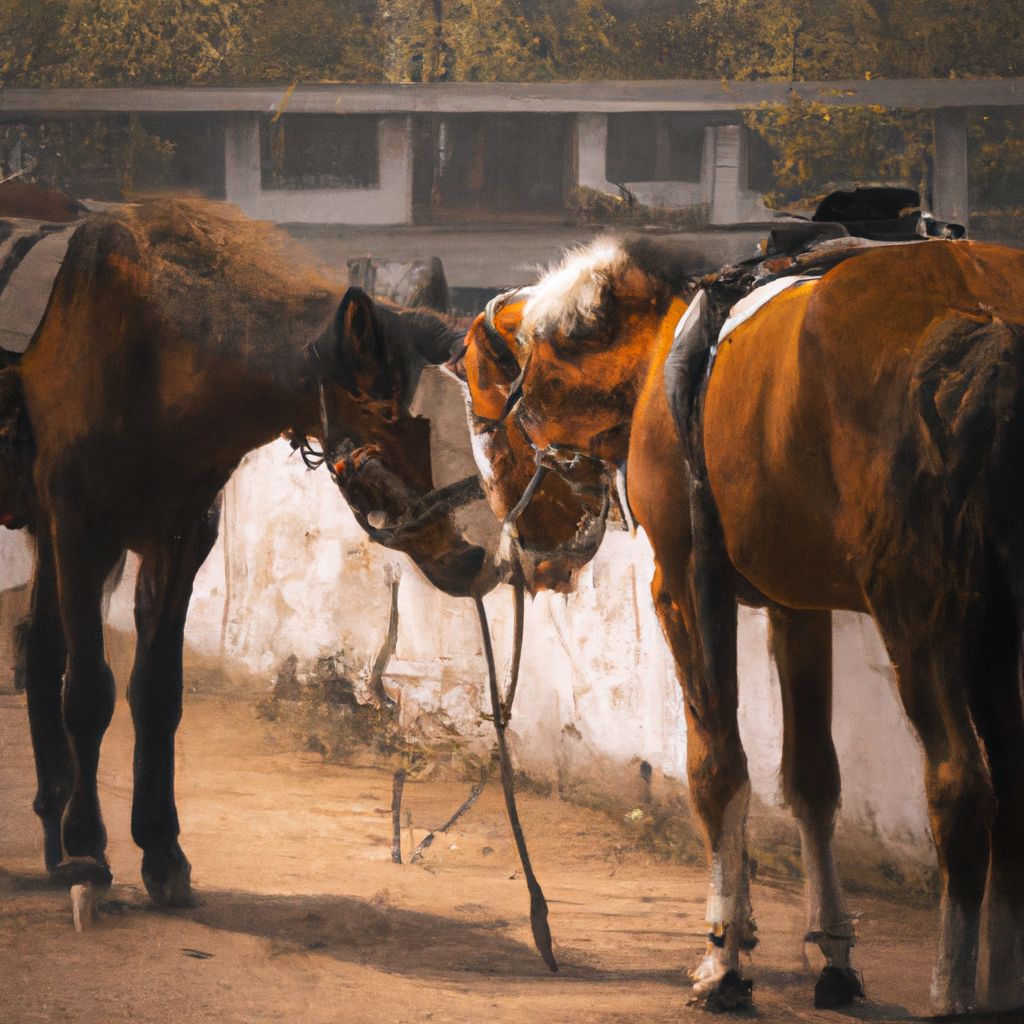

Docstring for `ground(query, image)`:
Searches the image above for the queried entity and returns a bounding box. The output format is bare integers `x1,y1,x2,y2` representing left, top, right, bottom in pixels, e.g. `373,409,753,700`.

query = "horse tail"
908,314,1024,594
101,551,129,618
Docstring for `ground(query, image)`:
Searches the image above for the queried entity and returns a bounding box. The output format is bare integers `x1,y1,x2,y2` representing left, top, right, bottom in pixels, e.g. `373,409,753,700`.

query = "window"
260,115,379,190
606,113,725,184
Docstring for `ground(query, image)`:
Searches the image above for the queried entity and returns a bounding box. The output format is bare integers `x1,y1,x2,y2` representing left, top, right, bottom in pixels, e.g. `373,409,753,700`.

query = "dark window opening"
135,114,226,198
607,113,727,183
260,115,379,191
413,114,571,222
745,129,776,194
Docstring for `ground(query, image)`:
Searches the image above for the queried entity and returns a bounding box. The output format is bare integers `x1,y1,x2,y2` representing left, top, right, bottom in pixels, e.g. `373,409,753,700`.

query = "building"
4,78,1023,227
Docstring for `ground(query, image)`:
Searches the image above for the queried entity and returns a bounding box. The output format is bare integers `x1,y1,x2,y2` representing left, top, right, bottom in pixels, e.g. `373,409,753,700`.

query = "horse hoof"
142,846,193,907
703,970,754,1013
50,856,113,889
814,965,865,1009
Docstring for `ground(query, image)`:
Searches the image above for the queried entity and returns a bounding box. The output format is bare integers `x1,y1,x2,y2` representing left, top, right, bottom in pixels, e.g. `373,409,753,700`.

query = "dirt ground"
0,691,947,1024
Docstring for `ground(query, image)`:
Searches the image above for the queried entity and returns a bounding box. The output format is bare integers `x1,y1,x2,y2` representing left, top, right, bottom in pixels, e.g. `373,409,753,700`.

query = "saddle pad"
0,223,77,353
717,274,819,344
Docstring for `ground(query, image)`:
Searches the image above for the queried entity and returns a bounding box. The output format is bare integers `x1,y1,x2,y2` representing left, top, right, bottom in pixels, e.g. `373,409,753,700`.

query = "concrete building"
4,78,1023,227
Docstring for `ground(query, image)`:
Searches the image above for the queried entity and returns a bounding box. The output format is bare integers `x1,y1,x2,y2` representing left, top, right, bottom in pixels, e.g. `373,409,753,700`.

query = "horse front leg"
130,500,220,906
22,524,71,871
769,606,861,1008
52,521,122,884
651,567,753,1008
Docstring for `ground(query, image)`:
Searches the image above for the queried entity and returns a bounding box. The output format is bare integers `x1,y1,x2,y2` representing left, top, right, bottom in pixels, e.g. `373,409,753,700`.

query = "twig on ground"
410,768,489,863
390,768,406,864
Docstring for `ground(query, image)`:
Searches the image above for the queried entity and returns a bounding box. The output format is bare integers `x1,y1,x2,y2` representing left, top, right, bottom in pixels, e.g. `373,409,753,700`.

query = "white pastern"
691,781,754,993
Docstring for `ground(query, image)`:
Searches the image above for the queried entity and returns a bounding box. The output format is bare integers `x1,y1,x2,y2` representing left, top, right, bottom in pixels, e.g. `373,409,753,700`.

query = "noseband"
502,434,613,529
475,289,614,529
299,379,485,545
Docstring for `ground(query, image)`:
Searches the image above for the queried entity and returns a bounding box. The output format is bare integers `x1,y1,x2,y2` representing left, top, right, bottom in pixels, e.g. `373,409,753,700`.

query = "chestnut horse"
449,289,610,593
14,198,495,904
484,235,1024,1014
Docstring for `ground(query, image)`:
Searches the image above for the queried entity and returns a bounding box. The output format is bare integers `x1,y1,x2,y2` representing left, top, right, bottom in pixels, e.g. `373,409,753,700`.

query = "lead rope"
474,586,558,972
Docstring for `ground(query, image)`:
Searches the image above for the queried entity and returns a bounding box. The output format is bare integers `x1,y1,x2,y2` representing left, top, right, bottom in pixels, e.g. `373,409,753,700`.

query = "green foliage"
747,99,933,209
227,0,383,84
1,0,244,86
1,0,1021,86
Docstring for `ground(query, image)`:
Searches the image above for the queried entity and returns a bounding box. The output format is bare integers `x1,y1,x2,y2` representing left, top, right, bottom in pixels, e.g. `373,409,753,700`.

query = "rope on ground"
474,590,558,973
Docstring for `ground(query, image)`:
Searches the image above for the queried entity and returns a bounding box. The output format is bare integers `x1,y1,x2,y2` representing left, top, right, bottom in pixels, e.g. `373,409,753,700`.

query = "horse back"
703,240,1024,612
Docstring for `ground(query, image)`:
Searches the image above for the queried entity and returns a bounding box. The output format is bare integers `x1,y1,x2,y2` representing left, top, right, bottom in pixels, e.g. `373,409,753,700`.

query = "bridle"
477,290,618,530
297,365,485,547
295,380,338,474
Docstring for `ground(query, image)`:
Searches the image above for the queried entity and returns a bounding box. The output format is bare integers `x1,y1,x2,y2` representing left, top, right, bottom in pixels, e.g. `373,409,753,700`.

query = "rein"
502,434,615,529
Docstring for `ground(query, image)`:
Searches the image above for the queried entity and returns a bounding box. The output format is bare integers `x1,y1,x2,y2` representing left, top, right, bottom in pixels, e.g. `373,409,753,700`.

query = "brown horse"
14,197,491,905
450,289,610,593
483,234,1024,1014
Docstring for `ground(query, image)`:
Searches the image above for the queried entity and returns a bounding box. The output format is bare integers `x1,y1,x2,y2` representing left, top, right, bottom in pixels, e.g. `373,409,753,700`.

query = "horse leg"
130,501,220,906
52,523,123,882
651,557,753,1010
22,525,71,871
964,594,1024,1011
769,606,861,1008
877,614,995,1014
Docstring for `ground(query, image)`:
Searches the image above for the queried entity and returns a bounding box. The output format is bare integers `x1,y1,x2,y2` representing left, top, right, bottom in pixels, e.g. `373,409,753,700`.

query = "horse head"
492,237,698,531
310,286,498,598
452,290,609,593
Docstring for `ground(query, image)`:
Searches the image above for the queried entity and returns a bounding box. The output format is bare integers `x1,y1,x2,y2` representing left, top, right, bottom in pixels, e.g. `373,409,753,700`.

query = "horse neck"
620,295,690,419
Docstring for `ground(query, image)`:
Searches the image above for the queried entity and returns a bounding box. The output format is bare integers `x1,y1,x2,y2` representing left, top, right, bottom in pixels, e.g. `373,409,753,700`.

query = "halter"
476,288,618,529
502,432,615,529
300,375,484,545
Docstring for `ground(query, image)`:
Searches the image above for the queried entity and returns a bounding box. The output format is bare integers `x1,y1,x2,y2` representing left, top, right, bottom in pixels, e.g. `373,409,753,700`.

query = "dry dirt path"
1,692,942,1023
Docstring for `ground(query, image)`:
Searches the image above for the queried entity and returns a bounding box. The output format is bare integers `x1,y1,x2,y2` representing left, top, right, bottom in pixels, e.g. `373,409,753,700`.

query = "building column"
379,116,414,225
705,124,748,226
223,113,262,213
576,113,614,192
932,107,969,225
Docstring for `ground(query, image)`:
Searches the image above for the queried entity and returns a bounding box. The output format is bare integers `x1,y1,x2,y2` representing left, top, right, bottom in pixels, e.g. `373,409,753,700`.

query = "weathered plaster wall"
0,436,929,850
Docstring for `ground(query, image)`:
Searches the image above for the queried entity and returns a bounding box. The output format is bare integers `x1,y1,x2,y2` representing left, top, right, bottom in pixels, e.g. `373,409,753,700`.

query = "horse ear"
333,286,392,398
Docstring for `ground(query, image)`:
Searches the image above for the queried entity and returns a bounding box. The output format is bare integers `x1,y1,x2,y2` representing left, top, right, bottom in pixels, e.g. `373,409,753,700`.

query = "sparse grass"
568,186,710,230
256,651,490,781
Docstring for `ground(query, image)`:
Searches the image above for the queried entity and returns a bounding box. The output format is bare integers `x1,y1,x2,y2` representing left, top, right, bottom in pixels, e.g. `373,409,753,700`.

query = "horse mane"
131,197,341,307
372,298,468,366
521,235,701,344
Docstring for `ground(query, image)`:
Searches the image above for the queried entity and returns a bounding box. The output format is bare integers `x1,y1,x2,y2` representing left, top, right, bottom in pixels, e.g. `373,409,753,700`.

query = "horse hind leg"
877,611,995,1014
965,591,1024,1012
130,499,220,906
769,606,862,1009
22,525,72,871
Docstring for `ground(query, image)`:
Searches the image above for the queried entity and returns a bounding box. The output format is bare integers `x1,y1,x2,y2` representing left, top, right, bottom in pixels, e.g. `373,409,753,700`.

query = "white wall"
577,113,769,223
224,114,413,225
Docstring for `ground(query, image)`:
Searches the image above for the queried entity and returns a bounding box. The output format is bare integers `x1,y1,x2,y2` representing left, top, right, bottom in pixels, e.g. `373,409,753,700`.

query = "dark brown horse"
13,198,485,905
480,235,1024,1014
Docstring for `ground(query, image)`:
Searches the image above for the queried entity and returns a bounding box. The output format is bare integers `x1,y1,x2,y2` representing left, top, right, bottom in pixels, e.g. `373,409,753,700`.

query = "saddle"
665,187,966,473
